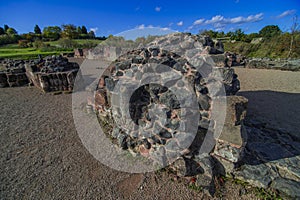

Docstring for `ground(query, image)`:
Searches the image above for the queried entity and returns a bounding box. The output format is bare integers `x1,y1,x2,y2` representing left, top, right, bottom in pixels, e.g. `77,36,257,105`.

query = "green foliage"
18,40,30,48
4,25,9,32
200,29,218,38
61,24,78,39
33,40,47,49
231,29,245,41
254,187,282,200
0,27,4,35
6,28,17,35
81,26,88,34
76,26,82,34
43,26,62,41
20,32,41,42
259,25,282,38
246,33,260,41
0,34,19,45
57,38,78,49
34,25,41,34
224,32,300,58
0,44,73,60
188,183,203,192
88,31,95,39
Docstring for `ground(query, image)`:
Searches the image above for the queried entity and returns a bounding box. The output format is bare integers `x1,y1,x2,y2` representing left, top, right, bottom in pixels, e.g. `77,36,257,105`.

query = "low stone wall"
74,48,89,58
0,60,29,87
25,69,79,92
246,58,300,71
0,56,81,92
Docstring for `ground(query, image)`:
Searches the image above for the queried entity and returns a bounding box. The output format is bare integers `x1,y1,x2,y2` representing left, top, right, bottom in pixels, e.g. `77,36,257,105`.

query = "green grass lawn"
0,39,103,60
45,39,102,47
0,47,72,60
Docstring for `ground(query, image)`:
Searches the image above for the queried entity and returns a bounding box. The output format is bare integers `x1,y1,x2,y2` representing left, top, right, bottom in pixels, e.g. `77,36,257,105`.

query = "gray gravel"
0,87,209,199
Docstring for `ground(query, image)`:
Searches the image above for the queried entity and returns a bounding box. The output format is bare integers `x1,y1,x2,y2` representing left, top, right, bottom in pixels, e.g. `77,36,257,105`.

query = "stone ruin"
25,55,81,92
88,33,247,194
246,57,300,71
0,60,29,88
0,55,81,92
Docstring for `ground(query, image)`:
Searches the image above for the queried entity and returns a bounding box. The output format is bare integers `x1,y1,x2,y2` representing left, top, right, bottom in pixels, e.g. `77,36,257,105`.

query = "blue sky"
0,0,299,38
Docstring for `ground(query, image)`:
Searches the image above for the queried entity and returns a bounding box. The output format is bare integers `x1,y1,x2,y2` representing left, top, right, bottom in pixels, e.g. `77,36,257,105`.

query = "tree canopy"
43,26,62,40
259,25,282,38
34,25,42,34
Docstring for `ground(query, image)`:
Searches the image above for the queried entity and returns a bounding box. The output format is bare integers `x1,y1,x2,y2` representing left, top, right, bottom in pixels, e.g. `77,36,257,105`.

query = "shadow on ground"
237,90,300,165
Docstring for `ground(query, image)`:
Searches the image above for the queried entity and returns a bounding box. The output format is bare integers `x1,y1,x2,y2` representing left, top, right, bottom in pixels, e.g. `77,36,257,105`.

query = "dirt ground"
235,68,300,139
1,66,299,199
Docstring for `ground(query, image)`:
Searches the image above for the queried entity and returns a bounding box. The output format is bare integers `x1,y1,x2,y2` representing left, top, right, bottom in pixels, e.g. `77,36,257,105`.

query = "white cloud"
135,24,170,31
136,24,145,29
177,21,183,26
228,13,263,24
193,18,205,25
155,7,161,12
188,13,263,31
160,27,170,31
90,27,98,33
135,24,171,31
205,15,225,24
204,13,263,26
277,10,296,18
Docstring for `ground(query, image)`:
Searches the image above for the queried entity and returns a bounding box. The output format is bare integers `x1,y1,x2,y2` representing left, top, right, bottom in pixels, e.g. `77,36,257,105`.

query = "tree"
43,26,61,40
259,25,282,38
231,29,246,41
21,33,35,41
88,31,95,38
81,26,88,34
0,27,4,35
6,28,17,35
34,25,42,34
4,24,9,32
288,15,299,58
200,30,218,38
216,31,225,38
77,26,82,34
61,24,78,39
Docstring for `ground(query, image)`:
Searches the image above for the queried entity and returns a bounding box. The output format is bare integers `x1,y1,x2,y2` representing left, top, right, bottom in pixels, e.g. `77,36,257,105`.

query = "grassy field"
45,39,102,46
0,39,103,60
0,43,71,60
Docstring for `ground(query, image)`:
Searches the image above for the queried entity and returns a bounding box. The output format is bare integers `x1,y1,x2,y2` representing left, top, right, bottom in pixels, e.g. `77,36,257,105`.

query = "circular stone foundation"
92,33,235,168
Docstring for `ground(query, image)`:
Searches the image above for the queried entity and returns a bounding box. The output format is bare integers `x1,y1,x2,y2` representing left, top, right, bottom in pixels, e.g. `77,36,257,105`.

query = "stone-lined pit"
92,33,241,168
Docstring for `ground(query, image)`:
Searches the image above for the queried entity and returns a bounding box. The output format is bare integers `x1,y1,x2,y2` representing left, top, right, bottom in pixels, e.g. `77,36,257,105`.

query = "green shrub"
33,40,47,49
57,38,78,48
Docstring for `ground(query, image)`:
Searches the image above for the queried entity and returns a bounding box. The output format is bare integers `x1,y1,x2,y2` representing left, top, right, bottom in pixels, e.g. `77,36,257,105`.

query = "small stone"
197,94,210,110
117,134,128,150
159,129,172,139
105,77,116,91
142,139,151,149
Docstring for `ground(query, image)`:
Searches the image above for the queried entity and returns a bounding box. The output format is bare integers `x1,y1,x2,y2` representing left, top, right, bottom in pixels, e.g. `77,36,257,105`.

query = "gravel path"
235,68,300,139
1,87,259,199
2,66,297,199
